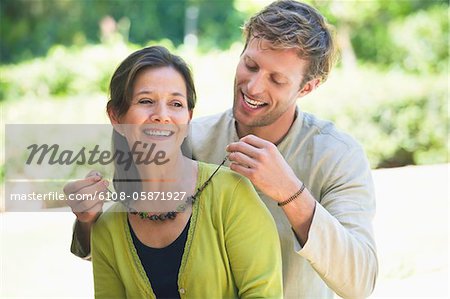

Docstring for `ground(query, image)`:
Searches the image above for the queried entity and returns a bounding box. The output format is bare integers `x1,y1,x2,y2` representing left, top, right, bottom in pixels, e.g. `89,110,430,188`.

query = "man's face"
233,38,308,128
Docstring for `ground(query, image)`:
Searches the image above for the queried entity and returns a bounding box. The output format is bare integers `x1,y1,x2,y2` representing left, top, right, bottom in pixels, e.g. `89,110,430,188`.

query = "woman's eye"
246,64,258,72
138,99,153,104
172,101,183,108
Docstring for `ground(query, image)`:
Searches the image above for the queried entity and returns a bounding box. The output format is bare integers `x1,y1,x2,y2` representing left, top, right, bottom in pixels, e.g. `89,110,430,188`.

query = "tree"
0,0,244,63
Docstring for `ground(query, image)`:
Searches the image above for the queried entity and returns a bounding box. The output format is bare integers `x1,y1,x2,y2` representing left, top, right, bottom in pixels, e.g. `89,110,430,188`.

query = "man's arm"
286,146,377,298
227,134,378,298
64,171,107,259
71,216,101,259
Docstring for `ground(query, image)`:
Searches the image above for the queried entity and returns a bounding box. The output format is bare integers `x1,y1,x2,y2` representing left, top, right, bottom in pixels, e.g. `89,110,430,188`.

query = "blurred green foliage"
302,68,448,168
1,0,448,71
371,93,448,167
309,0,448,72
389,5,449,73
0,0,245,63
2,43,448,168
1,1,448,168
0,43,132,101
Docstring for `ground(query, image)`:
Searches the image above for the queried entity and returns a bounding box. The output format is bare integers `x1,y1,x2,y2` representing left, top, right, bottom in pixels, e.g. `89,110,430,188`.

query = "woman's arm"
91,220,126,299
224,177,283,298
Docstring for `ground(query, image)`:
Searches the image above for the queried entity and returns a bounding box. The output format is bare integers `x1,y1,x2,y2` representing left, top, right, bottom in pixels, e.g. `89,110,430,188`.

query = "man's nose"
150,105,170,123
247,72,265,95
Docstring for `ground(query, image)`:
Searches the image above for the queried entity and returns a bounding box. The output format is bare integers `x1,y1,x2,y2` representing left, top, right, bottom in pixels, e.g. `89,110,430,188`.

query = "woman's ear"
182,110,194,139
107,107,120,125
107,107,124,136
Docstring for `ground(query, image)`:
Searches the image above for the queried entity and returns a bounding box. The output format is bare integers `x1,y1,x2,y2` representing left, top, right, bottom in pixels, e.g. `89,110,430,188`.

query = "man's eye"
271,77,286,85
272,79,284,85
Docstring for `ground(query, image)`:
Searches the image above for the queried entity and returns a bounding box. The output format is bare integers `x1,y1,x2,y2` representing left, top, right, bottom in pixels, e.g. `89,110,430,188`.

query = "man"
66,1,377,298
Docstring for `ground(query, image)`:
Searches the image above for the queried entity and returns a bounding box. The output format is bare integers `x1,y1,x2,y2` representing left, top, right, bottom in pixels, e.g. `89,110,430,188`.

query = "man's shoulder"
191,109,233,131
188,110,235,163
301,111,363,152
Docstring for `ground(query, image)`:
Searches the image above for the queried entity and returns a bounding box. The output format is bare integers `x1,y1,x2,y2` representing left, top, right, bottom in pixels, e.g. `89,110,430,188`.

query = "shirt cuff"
292,203,327,256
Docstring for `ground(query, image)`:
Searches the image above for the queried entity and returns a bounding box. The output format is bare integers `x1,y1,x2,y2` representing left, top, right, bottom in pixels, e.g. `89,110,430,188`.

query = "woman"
91,46,283,298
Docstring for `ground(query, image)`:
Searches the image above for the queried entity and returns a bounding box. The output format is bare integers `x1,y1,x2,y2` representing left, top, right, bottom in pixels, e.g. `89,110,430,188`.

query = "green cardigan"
92,162,283,298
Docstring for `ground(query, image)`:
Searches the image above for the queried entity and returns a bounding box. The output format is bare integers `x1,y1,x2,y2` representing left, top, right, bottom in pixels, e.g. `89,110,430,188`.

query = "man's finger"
228,151,257,169
63,175,103,195
66,180,109,211
85,170,102,179
229,162,254,179
240,134,271,148
226,141,260,158
69,190,107,213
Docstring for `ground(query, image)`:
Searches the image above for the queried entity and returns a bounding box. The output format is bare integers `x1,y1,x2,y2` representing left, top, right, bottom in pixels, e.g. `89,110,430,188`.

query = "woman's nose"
150,105,170,123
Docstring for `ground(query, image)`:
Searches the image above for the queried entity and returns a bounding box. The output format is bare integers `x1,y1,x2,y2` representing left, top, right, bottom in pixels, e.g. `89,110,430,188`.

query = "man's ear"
297,78,321,98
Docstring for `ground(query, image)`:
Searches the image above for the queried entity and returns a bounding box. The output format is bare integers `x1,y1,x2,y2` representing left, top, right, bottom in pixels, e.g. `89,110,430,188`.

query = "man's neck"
236,107,297,145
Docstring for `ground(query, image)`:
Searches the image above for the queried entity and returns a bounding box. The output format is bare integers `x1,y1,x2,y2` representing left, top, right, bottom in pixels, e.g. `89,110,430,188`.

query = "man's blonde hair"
243,0,337,85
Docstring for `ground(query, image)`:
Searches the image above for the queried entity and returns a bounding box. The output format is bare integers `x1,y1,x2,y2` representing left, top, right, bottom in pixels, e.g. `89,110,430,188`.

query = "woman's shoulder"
197,161,246,184
196,162,275,232
197,161,259,207
93,202,126,233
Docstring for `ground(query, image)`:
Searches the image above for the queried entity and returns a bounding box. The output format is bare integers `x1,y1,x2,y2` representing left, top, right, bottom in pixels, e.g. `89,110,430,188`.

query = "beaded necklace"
116,156,228,221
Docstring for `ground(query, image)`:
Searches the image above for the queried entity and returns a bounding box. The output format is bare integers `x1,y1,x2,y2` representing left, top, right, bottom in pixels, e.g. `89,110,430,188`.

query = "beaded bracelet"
277,183,306,207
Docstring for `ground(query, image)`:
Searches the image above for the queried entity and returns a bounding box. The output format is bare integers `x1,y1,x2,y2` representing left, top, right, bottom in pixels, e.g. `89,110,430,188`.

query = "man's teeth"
143,129,172,137
243,95,266,108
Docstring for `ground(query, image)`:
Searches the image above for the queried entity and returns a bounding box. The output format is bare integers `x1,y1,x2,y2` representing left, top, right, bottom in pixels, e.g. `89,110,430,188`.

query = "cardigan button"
179,288,185,294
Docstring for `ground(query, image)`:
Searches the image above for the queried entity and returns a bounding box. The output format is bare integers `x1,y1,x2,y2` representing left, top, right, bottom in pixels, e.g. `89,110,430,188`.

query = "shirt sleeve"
91,218,126,299
224,176,284,299
295,145,378,299
70,220,91,260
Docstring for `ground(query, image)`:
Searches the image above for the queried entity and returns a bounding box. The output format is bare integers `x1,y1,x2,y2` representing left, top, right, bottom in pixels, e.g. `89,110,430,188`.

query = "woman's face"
110,66,192,159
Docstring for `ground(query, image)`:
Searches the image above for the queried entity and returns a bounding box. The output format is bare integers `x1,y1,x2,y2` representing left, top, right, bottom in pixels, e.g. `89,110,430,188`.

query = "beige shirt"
189,108,378,299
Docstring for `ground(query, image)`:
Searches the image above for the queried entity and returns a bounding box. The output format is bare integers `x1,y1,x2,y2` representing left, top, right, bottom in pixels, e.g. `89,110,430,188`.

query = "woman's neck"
136,150,183,182
132,152,197,212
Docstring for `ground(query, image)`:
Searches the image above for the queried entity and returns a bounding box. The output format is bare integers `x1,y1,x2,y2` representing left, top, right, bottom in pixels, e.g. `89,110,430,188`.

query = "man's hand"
227,134,316,245
226,134,302,203
63,170,108,223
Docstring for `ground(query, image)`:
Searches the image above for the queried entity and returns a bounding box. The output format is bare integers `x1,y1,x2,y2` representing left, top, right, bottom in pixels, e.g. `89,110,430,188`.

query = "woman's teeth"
143,129,173,137
243,95,266,109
